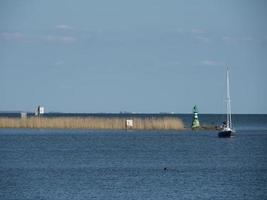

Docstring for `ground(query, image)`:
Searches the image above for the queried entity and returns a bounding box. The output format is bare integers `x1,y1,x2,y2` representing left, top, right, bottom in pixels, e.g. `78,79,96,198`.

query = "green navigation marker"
192,105,201,129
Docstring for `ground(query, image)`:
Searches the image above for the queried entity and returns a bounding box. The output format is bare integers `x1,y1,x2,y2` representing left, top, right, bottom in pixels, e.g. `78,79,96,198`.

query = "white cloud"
195,35,211,43
191,28,206,34
239,36,254,41
41,35,77,44
222,35,232,42
202,60,224,66
190,28,211,43
222,35,254,42
0,32,24,40
60,36,76,43
56,24,74,30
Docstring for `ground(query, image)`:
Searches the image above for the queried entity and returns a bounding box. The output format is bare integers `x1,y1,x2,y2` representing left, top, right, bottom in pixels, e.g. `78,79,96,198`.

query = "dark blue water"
0,115,267,200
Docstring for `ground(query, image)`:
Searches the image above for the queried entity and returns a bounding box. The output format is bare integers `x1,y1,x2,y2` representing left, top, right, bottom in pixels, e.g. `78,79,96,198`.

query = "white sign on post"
126,119,133,128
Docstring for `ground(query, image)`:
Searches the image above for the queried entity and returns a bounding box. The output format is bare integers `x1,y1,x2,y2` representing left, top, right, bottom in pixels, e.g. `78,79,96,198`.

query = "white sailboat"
218,67,235,138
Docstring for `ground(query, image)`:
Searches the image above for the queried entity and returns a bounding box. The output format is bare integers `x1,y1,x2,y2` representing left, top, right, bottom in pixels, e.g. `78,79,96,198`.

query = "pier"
0,116,184,130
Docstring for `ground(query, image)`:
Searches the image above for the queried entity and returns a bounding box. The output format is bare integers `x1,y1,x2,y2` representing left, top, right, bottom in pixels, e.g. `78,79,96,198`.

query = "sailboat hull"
218,130,233,138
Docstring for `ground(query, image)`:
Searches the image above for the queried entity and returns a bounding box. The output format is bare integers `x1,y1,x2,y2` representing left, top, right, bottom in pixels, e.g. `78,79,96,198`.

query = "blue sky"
0,0,266,113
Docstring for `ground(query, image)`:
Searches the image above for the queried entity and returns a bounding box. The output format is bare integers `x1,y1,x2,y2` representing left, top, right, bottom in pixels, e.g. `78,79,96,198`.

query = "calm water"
0,115,267,200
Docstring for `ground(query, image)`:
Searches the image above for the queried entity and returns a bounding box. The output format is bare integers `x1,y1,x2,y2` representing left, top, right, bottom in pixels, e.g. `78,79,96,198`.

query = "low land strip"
0,117,184,130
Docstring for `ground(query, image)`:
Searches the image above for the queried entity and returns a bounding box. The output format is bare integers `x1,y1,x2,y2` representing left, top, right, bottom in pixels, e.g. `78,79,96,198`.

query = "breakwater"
0,117,184,130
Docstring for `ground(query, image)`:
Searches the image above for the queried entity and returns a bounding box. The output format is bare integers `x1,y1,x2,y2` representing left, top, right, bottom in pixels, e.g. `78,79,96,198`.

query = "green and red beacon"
191,105,201,129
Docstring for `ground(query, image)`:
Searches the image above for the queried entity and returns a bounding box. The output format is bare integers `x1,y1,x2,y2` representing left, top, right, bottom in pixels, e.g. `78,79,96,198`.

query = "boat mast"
226,67,232,129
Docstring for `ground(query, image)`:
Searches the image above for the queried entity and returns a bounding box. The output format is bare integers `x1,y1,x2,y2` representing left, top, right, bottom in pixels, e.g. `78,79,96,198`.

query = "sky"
0,0,267,114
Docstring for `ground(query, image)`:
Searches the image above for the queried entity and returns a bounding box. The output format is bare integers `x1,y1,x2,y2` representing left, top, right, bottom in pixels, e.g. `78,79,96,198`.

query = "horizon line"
0,111,266,115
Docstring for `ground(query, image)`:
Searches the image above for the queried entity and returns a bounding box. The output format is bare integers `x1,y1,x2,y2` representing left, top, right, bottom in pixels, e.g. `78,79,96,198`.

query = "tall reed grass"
0,117,184,130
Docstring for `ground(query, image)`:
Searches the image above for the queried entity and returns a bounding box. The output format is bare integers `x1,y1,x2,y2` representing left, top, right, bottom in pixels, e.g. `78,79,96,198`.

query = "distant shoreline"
0,116,185,130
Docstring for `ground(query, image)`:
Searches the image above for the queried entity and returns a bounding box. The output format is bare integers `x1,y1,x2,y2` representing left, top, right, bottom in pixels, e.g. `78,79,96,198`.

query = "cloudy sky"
0,0,266,113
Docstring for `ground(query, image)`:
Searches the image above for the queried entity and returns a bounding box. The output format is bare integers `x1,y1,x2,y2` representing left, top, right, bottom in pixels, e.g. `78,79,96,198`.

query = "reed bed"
0,117,184,130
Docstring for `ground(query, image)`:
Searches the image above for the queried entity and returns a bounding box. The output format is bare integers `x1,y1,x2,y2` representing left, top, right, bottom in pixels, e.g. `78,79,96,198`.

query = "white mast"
226,67,232,129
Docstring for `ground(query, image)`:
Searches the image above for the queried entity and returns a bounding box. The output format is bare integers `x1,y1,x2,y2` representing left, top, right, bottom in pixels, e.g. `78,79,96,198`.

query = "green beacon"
192,105,201,129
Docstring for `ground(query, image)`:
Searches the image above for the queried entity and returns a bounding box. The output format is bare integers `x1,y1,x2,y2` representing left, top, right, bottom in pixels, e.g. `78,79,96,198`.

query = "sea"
0,114,266,200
